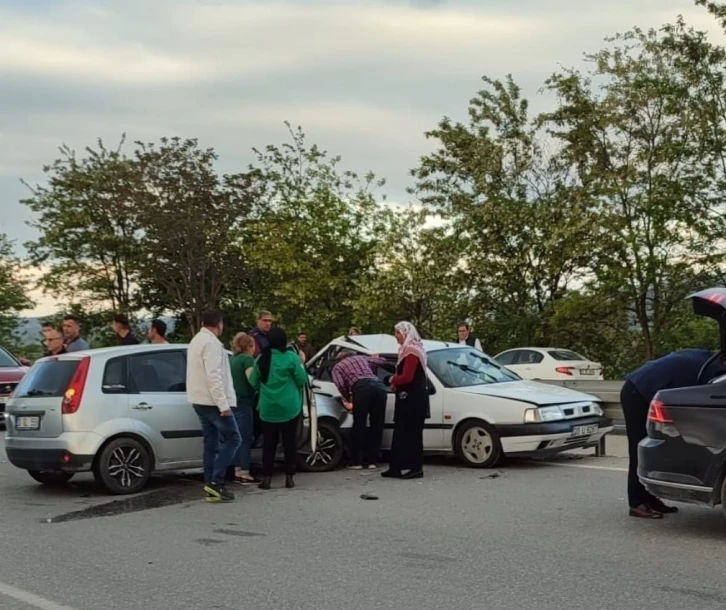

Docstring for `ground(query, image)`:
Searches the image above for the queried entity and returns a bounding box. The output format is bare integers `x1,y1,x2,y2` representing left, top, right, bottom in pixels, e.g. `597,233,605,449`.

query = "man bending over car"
621,349,726,519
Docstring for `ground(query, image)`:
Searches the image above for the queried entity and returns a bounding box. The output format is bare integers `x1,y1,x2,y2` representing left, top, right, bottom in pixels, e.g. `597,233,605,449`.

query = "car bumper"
638,437,716,507
5,433,102,473
495,416,613,457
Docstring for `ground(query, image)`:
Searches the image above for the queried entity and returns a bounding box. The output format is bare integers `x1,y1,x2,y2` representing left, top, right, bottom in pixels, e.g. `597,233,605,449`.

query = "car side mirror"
19,358,32,367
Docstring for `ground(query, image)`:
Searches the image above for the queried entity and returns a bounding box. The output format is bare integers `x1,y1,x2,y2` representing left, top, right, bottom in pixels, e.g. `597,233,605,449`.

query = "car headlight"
591,402,604,416
523,406,565,423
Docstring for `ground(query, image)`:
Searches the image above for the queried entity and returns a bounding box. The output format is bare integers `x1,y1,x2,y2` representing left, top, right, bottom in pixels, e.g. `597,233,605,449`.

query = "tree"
543,23,726,359
410,75,600,349
0,234,33,343
133,138,264,334
350,208,470,339
22,137,143,311
241,124,391,346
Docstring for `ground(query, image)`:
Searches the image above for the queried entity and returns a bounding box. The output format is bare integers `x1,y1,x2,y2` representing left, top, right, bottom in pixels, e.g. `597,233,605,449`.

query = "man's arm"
475,338,483,352
332,364,352,402
202,342,232,414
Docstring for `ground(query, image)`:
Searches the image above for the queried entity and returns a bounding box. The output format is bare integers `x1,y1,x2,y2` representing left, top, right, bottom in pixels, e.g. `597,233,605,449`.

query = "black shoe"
649,499,678,514
401,469,424,480
204,482,234,502
258,477,272,490
629,504,663,519
381,469,402,478
285,475,295,489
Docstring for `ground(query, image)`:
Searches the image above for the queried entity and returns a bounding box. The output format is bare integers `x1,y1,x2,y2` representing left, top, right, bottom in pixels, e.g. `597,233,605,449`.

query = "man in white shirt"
187,310,241,503
457,323,483,352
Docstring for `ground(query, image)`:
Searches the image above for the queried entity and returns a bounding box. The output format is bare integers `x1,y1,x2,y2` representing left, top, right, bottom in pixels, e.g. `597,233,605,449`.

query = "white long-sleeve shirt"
186,328,236,413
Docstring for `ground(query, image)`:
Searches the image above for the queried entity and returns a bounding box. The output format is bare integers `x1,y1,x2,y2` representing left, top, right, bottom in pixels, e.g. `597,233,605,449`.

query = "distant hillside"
12,317,177,344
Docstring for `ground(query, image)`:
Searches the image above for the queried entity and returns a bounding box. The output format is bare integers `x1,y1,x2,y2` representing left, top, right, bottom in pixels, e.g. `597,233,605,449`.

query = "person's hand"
220,409,233,417
343,400,354,412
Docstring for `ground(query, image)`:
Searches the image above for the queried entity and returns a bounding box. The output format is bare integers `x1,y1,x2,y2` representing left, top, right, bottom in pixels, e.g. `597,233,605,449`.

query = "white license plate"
572,424,598,436
580,369,595,375
16,416,40,430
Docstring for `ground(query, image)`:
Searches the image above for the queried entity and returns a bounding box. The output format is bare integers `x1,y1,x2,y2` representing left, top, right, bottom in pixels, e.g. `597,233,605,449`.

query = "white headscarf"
395,321,427,367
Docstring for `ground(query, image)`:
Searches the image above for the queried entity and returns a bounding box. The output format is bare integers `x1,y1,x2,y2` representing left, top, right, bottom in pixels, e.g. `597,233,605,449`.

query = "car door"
509,350,543,379
126,349,202,466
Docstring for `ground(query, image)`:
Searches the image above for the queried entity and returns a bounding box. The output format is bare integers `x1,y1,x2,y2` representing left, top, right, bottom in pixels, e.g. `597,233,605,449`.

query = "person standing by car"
250,311,273,356
621,349,726,519
250,327,308,490
382,321,430,480
43,329,67,357
62,315,90,352
229,332,257,485
148,319,168,344
187,311,241,503
456,323,482,351
294,332,314,363
332,351,390,470
112,314,140,345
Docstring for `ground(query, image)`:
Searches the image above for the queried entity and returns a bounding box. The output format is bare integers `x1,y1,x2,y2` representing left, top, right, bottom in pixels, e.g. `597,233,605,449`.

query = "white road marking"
543,462,628,473
0,581,78,610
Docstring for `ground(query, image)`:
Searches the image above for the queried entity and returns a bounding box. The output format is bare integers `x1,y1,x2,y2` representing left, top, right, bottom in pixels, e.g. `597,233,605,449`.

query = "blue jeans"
232,397,255,472
193,404,241,485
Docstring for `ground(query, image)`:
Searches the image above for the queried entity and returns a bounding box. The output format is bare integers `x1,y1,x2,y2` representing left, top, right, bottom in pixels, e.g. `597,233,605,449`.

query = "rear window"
0,347,18,368
13,360,81,398
548,350,586,361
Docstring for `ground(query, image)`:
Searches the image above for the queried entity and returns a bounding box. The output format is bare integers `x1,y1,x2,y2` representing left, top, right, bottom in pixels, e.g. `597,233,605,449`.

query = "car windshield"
427,348,520,388
0,347,19,367
548,349,586,361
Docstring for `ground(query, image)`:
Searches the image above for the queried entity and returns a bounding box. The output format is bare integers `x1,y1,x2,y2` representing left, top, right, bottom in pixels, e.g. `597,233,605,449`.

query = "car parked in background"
4,344,318,495
493,347,604,380
0,345,29,428
306,335,612,470
639,287,726,517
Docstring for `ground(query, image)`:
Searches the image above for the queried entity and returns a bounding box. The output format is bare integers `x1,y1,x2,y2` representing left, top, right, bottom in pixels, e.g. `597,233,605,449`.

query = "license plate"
16,416,40,430
572,424,598,436
580,369,594,375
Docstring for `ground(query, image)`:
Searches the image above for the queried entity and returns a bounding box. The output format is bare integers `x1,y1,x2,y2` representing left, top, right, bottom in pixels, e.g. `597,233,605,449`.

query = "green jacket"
250,349,308,423
230,353,255,401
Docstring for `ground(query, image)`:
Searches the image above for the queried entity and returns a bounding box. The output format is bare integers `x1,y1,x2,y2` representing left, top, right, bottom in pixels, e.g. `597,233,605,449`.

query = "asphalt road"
0,435,725,610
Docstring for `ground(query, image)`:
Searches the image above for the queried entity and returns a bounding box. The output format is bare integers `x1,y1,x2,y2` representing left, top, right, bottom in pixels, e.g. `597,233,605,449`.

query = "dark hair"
457,322,470,330
258,327,289,384
150,319,167,337
113,314,131,328
63,315,80,324
201,310,224,328
42,321,55,329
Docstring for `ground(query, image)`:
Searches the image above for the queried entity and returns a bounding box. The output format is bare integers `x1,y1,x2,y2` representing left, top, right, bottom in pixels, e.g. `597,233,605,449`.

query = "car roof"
52,343,189,360
332,334,459,355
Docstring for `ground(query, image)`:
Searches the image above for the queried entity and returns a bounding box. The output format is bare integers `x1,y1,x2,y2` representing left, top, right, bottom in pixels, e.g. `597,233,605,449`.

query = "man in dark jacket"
621,349,726,519
112,314,140,346
456,323,483,351
250,311,273,357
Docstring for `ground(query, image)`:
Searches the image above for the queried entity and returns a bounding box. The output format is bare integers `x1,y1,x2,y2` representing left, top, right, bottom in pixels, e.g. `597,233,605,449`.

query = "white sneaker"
367,464,378,470
346,465,363,470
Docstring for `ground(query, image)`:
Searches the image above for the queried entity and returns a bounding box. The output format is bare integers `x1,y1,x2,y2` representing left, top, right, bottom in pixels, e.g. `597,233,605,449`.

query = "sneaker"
204,482,235,502
346,465,363,471
367,464,378,470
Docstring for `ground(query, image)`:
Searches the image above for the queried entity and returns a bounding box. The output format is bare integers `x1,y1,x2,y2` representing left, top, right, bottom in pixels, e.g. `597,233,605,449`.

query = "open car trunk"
689,287,726,355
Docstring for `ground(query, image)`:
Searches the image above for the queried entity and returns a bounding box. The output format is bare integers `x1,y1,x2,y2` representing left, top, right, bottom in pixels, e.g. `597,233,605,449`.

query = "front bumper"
495,415,613,457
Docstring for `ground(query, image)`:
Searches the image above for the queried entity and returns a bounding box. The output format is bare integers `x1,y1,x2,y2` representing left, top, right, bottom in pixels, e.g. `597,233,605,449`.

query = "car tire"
297,419,344,473
27,470,75,486
93,437,152,495
454,419,502,468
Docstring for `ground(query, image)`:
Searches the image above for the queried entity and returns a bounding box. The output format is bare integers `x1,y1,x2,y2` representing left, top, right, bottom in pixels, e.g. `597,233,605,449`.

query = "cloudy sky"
0,0,719,315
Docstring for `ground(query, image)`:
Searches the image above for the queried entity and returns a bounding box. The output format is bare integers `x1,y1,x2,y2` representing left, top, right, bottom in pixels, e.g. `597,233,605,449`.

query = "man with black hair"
112,314,139,346
186,310,241,502
148,319,168,344
62,315,90,352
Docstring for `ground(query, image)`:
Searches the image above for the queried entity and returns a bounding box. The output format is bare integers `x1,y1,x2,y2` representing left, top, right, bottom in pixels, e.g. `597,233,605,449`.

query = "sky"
0,0,719,316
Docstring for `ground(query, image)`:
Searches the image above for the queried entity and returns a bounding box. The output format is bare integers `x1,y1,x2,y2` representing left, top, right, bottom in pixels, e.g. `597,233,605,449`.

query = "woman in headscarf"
382,321,430,480
250,327,309,490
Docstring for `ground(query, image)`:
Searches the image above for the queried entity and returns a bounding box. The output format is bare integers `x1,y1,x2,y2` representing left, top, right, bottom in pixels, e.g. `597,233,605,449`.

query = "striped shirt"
332,355,387,402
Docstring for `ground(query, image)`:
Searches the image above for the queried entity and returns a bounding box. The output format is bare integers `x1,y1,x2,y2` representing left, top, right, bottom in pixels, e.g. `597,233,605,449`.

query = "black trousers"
620,381,658,508
261,416,299,477
350,379,387,465
389,403,425,473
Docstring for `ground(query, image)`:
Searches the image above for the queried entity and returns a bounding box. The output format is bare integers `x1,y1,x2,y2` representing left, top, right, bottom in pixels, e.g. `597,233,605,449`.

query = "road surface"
0,435,723,610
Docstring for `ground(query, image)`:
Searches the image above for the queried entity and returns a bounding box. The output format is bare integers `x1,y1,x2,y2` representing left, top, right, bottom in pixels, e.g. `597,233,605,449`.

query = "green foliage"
0,233,33,345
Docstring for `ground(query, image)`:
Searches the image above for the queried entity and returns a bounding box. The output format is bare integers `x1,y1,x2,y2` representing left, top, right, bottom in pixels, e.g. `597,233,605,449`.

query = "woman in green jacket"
250,327,308,490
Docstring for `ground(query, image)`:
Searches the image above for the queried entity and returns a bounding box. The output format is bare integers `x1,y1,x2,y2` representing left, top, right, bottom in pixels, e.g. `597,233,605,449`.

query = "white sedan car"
493,347,604,381
305,335,612,470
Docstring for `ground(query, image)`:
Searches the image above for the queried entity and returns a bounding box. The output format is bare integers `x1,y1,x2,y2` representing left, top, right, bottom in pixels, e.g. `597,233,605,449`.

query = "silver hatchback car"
4,344,329,494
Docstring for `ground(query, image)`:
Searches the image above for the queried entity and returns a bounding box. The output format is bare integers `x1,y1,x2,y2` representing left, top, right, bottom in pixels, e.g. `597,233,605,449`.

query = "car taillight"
62,357,90,415
555,366,574,376
648,399,673,424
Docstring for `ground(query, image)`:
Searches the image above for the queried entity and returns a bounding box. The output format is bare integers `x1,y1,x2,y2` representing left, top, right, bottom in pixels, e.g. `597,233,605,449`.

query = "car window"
428,348,520,388
548,349,586,361
0,347,19,368
495,351,518,366
308,345,346,382
13,360,80,398
102,357,127,393
129,351,186,393
516,350,544,364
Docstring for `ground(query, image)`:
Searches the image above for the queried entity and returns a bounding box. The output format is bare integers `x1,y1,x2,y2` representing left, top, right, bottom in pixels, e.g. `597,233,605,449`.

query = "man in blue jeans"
186,310,241,502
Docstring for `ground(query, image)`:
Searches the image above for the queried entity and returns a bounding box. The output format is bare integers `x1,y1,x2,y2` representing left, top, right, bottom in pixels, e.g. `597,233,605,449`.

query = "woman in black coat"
381,321,429,480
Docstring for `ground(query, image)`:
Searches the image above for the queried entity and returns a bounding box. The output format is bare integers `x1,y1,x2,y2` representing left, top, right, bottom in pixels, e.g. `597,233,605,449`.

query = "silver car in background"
4,344,319,494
